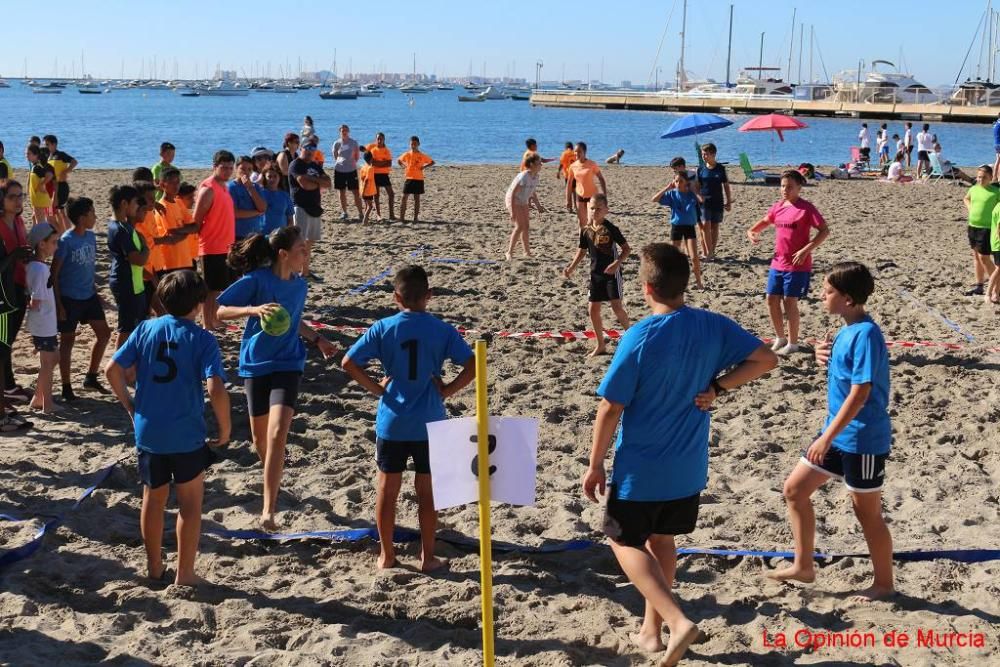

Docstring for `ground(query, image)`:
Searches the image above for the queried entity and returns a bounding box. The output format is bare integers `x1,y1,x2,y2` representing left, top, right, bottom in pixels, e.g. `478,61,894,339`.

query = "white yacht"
832,60,939,104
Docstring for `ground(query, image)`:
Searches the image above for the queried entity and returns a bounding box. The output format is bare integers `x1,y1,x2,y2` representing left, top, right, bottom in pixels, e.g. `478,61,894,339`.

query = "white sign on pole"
425,416,538,510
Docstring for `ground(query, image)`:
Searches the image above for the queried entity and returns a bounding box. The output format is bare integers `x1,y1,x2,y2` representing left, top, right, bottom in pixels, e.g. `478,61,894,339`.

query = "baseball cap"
251,146,273,160
28,222,56,248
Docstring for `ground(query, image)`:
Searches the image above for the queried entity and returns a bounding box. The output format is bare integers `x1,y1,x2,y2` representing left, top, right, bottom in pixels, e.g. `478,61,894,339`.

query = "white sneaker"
770,337,788,352
776,342,799,356
340,211,349,220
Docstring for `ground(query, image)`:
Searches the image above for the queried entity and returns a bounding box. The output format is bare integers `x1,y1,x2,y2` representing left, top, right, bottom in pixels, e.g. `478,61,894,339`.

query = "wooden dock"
529,91,1000,124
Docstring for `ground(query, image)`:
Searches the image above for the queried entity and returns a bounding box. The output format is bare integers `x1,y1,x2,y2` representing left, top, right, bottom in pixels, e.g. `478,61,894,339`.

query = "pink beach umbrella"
738,113,808,142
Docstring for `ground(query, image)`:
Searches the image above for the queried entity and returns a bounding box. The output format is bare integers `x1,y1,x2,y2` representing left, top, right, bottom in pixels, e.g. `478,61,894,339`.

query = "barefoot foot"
588,346,609,358
504,252,512,261
767,565,816,583
661,621,699,666
259,514,279,533
848,584,895,602
174,572,208,587
377,552,397,570
420,556,448,574
630,631,666,653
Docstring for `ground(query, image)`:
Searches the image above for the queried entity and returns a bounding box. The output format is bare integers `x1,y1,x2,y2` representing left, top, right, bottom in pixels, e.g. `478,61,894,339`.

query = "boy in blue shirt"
342,265,475,572
583,243,776,665
697,143,732,259
229,156,267,241
653,172,704,289
51,197,112,401
106,270,230,587
107,185,150,349
768,261,894,602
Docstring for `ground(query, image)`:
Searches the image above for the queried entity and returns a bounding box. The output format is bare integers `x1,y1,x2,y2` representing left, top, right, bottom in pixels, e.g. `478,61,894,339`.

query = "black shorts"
32,335,58,352
334,170,359,191
199,254,232,292
603,486,700,547
577,196,591,204
55,182,70,209
859,147,871,159
111,286,148,334
375,437,431,474
403,179,425,195
917,150,930,161
800,446,888,493
363,195,375,203
589,272,622,302
244,371,301,417
138,445,217,489
906,145,913,155
57,294,106,333
702,206,724,224
968,226,993,256
374,173,392,188
671,224,696,241
993,250,1000,266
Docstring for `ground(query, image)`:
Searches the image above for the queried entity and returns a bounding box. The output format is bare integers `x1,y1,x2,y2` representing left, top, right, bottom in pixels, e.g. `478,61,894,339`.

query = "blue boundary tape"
896,287,976,343
430,257,499,266
3,461,1000,570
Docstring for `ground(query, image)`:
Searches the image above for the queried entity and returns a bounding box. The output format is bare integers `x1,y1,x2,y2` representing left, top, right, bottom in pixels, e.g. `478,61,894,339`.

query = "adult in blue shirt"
583,243,776,665
228,156,267,241
106,269,230,587
51,196,111,400
217,227,337,532
769,262,894,603
342,265,475,572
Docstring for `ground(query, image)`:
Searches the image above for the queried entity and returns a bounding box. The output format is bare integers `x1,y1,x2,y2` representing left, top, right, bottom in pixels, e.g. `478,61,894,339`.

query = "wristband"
711,379,727,395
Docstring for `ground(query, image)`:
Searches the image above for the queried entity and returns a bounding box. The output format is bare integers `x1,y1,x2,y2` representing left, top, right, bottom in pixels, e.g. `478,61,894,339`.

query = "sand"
1,165,998,666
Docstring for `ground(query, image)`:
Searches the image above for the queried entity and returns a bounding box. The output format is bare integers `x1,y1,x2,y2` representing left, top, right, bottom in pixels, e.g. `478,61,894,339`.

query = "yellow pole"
474,340,495,667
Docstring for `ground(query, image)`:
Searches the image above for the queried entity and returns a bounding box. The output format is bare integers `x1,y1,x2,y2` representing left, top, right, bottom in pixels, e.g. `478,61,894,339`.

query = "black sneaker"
308,273,324,283
83,373,110,394
62,383,77,401
964,283,985,296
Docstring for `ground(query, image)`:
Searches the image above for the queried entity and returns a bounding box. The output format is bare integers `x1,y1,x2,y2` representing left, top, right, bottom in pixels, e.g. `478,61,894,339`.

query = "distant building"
621,80,632,89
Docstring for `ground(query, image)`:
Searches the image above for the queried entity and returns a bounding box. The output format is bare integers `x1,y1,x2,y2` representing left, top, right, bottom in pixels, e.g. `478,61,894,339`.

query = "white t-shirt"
896,139,904,154
904,128,912,147
887,161,903,181
859,128,870,149
917,131,934,152
505,171,540,208
26,260,57,337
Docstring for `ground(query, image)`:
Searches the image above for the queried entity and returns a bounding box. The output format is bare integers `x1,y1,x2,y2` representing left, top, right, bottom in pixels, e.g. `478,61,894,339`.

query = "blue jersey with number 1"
346,311,473,440
112,315,226,454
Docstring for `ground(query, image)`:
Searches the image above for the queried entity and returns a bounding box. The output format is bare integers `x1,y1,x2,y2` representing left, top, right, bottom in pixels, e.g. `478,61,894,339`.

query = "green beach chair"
927,152,956,180
739,152,780,183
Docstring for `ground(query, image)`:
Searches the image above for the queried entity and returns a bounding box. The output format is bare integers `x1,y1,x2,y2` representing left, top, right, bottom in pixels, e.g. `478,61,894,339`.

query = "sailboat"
401,53,431,92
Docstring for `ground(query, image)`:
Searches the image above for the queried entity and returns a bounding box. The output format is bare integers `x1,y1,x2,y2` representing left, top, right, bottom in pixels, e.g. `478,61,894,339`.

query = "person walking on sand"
504,154,545,260
365,132,395,221
768,262,894,603
333,125,363,221
584,243,776,665
903,121,913,168
566,142,607,229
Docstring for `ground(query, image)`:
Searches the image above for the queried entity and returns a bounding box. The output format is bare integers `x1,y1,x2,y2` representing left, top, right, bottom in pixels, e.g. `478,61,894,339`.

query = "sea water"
2,85,995,169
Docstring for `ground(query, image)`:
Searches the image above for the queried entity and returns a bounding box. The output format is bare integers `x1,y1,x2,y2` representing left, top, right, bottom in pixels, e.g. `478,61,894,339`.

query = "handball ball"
261,306,291,336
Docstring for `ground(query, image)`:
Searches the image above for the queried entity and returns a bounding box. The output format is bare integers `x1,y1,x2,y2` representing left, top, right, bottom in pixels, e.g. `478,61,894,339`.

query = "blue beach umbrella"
660,113,733,139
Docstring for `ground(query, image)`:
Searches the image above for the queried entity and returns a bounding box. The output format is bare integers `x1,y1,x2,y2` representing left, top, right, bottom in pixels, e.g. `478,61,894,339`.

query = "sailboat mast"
678,0,687,90
786,8,796,82
989,1,995,81
797,23,804,84
725,4,734,87
759,33,765,81
809,26,814,84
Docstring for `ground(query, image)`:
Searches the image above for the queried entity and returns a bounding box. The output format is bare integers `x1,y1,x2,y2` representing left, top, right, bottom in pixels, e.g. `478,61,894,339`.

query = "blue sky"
0,1,990,86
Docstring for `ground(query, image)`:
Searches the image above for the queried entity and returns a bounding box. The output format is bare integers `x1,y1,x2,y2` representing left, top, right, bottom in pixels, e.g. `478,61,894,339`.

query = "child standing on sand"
584,243,776,666
358,152,378,225
342,265,475,572
398,136,435,223
563,194,630,356
747,169,829,356
768,262,894,602
653,172,704,289
217,227,338,531
106,270,231,587
25,223,60,412
504,154,545,260
107,186,150,349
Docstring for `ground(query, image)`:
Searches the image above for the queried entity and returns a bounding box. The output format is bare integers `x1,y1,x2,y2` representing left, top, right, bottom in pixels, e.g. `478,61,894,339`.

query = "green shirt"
967,183,1000,229
150,161,178,201
991,205,1000,252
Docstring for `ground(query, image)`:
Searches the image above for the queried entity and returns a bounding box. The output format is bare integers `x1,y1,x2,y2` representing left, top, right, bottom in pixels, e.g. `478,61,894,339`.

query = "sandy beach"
1,164,998,666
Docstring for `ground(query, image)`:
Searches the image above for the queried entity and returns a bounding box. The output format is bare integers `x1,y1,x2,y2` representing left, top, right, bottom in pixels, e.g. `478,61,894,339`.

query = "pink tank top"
198,176,235,257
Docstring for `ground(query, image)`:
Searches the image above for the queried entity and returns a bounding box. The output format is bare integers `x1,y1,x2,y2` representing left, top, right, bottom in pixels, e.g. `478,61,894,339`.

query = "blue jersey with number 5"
112,315,226,454
346,311,473,440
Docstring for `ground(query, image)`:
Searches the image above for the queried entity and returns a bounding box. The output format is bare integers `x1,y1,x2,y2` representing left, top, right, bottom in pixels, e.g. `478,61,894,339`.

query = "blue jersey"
658,189,699,226
54,229,97,300
346,311,473,440
261,189,294,235
993,119,1000,146
826,316,891,454
112,315,225,454
597,307,762,501
696,163,728,209
228,181,265,239
107,219,144,294
218,268,308,377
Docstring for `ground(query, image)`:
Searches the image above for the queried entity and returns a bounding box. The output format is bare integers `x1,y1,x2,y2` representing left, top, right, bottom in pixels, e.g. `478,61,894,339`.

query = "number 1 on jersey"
401,339,418,381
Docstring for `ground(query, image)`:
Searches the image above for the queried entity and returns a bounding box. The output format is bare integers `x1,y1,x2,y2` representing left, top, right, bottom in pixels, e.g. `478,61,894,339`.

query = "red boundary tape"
223,321,1000,354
